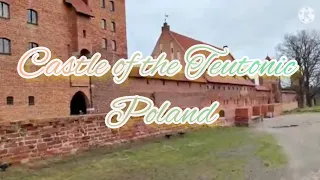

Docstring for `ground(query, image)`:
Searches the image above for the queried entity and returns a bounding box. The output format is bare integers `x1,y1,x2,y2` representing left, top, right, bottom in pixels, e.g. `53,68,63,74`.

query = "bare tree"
276,30,320,107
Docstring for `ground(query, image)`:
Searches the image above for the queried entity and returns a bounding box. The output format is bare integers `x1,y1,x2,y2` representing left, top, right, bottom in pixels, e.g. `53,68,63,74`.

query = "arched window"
0,2,9,18
101,0,106,8
28,42,38,50
110,1,115,11
0,38,11,54
219,110,225,117
27,9,38,25
102,38,107,49
111,40,116,51
111,21,116,32
101,19,106,30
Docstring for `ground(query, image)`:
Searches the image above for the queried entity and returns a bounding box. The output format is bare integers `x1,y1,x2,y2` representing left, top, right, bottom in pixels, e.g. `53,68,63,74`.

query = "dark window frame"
28,96,35,106
102,38,107,49
111,40,116,51
0,2,10,19
101,0,106,8
101,19,107,30
27,9,38,25
6,96,13,105
111,21,116,32
0,38,11,55
28,42,39,50
110,1,115,11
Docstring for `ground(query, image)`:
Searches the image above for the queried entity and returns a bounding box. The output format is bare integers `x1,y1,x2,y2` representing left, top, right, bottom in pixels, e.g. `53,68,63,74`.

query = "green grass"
254,134,288,168
1,127,287,180
284,105,320,114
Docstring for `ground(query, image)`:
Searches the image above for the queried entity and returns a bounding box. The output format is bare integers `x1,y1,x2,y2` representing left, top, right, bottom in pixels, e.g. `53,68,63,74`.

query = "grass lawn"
284,105,320,114
1,127,287,180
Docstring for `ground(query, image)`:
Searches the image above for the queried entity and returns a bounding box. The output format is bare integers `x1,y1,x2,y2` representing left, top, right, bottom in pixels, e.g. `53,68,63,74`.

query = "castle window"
111,40,116,51
28,42,38,50
162,80,165,85
28,96,35,106
110,1,115,11
27,9,38,25
111,21,116,32
6,96,13,105
177,51,181,60
0,2,9,19
146,79,149,84
189,82,191,87
83,30,86,38
101,0,106,8
213,86,215,90
101,19,106,30
0,38,11,55
219,110,225,117
102,38,107,49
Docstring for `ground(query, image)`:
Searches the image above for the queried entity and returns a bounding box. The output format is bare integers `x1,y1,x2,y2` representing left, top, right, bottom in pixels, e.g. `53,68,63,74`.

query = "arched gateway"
70,91,89,115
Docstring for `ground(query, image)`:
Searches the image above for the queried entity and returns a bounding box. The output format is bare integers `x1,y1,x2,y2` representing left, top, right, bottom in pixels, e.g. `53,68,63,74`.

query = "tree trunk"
298,77,305,108
305,79,313,107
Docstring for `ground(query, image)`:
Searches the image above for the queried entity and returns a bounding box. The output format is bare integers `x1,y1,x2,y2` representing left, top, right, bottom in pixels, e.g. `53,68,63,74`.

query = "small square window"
6,96,13,105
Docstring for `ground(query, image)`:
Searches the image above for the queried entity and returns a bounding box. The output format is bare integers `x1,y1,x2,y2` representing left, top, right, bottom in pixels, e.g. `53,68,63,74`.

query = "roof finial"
165,14,169,23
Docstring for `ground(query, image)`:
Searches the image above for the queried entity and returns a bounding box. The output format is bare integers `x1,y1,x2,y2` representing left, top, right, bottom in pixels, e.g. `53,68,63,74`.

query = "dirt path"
255,113,320,180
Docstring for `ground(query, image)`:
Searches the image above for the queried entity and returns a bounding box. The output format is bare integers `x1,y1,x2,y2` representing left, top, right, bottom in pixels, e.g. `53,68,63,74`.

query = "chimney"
162,22,170,32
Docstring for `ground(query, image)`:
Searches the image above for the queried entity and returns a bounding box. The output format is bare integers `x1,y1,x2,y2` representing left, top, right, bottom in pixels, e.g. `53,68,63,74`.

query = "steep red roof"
169,31,235,60
255,85,270,91
205,74,256,86
65,0,94,17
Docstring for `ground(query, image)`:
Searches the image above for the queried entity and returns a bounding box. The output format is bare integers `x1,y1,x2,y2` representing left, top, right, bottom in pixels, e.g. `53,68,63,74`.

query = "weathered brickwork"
0,0,127,120
0,114,228,164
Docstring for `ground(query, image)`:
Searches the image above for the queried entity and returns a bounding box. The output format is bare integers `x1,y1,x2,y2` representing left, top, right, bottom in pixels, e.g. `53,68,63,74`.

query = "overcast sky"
126,0,319,60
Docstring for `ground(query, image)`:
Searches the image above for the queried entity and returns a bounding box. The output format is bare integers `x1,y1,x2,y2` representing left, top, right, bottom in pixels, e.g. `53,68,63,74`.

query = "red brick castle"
0,0,299,164
0,0,297,122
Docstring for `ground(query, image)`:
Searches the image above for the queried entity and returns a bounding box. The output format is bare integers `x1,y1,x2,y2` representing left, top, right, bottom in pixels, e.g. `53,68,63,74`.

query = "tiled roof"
129,66,207,83
205,74,256,86
65,0,94,17
255,85,270,91
281,90,297,94
169,31,235,60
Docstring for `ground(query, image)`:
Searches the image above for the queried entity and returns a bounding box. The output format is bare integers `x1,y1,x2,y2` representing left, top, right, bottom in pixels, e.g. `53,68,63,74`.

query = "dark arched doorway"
70,91,89,115
219,110,225,117
80,49,91,58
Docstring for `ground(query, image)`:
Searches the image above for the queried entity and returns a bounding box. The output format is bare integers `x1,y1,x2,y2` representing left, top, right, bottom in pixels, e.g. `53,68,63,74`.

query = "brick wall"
0,114,226,164
0,0,127,120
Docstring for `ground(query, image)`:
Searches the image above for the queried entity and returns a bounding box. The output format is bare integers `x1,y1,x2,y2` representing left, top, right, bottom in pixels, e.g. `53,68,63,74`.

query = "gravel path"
255,113,320,180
